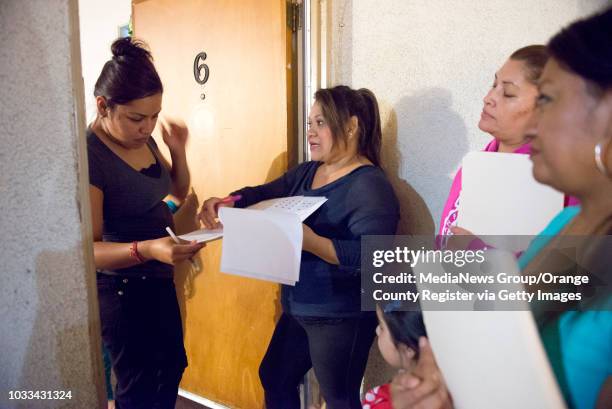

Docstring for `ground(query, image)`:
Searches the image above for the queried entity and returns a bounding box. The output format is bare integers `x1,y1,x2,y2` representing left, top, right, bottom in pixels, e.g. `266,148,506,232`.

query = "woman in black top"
199,86,400,409
88,37,203,409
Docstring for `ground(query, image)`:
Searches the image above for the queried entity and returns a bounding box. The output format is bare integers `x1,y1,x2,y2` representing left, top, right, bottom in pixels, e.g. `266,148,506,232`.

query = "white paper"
247,196,327,221
458,152,563,237
177,228,223,243
177,196,326,243
219,207,302,285
414,250,567,409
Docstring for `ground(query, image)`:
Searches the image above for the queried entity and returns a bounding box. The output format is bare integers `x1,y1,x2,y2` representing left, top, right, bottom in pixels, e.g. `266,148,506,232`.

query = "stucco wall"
0,0,104,407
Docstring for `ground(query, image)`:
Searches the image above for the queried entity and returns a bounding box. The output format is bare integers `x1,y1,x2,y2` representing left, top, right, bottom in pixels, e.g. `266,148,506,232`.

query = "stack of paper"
178,196,327,285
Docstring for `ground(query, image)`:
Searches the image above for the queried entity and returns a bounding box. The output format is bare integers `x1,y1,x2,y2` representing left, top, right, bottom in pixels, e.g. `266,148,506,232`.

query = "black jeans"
259,312,377,409
97,273,187,409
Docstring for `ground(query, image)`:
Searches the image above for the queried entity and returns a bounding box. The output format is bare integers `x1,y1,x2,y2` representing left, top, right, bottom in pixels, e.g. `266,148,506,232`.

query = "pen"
214,194,242,213
165,226,199,270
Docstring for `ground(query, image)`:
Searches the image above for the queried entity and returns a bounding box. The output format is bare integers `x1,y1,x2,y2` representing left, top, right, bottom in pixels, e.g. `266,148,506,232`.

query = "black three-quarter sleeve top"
232,161,399,317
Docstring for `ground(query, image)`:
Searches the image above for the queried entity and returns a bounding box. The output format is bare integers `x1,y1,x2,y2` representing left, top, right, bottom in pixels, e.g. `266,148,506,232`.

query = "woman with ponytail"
199,85,399,408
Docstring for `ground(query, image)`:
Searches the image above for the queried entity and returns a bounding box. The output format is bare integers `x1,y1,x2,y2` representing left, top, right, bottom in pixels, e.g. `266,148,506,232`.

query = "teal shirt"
518,206,581,270
518,206,612,409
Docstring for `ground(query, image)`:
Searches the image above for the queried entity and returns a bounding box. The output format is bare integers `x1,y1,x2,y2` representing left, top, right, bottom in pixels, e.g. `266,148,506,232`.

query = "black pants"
97,274,187,409
259,312,377,409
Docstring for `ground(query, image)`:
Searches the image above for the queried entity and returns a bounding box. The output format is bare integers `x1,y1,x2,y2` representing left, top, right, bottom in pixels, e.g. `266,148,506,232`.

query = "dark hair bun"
94,37,163,107
111,37,153,62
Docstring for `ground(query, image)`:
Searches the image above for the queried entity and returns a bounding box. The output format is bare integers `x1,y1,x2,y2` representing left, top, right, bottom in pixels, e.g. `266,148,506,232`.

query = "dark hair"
509,45,549,84
548,7,612,93
314,86,382,166
94,37,163,108
381,302,427,358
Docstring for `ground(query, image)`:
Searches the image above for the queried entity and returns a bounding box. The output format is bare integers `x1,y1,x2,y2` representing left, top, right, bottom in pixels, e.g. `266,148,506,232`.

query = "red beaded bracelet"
129,241,146,263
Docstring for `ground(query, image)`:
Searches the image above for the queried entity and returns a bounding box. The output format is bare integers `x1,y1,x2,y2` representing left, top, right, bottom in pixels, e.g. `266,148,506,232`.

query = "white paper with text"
247,196,327,221
177,196,326,243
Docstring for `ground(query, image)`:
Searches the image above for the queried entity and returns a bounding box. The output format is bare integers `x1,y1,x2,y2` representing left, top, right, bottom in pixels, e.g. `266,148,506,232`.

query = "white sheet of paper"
458,152,563,236
177,228,223,243
414,250,567,409
247,196,327,221
219,207,302,285
177,196,326,243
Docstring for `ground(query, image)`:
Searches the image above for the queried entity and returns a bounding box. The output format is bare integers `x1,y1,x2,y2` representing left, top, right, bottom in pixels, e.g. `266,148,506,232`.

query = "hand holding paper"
182,196,327,243
197,195,241,229
179,195,328,285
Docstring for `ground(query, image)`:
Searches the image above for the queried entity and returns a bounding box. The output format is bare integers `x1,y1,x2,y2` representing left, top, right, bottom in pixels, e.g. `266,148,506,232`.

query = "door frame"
297,0,330,165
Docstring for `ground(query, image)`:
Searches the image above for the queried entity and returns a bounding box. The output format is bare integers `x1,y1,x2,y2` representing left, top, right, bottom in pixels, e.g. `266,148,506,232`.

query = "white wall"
78,0,131,121
329,0,609,233
0,0,103,407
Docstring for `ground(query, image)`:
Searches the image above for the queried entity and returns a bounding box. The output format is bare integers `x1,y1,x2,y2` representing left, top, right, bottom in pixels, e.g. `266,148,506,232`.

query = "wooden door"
133,1,293,407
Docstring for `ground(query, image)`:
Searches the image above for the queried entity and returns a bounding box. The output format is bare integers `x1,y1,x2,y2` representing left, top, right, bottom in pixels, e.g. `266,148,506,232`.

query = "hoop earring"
595,142,610,177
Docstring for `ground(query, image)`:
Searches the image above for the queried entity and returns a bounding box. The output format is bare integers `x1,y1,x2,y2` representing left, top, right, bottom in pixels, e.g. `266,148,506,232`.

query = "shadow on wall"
381,107,434,236
363,88,469,392
389,88,469,234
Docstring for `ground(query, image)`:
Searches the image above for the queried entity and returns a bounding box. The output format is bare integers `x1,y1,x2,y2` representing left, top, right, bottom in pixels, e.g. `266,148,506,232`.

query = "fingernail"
419,337,428,347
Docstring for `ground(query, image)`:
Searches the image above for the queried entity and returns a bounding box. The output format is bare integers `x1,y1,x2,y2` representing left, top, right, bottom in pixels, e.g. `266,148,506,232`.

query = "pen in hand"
165,226,199,270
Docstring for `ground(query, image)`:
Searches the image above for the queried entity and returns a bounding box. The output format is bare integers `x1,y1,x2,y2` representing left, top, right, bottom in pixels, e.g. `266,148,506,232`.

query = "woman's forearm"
93,241,153,270
169,150,190,200
303,229,340,265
